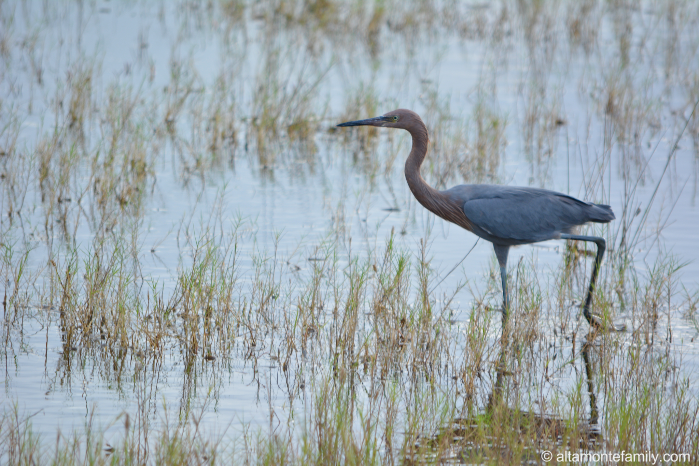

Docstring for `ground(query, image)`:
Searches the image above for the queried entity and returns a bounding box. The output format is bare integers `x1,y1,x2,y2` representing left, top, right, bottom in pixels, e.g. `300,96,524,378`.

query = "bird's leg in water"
560,234,606,328
500,266,508,321
493,245,510,325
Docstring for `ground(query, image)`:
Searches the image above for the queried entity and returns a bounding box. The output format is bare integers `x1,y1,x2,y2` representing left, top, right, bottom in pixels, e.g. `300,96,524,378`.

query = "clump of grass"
66,61,94,136
419,83,506,188
0,399,225,465
247,39,330,166
0,110,29,222
566,0,600,54
336,83,384,180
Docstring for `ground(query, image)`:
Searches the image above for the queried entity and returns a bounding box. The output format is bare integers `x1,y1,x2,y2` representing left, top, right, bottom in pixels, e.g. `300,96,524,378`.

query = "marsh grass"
3,236,699,463
2,0,699,465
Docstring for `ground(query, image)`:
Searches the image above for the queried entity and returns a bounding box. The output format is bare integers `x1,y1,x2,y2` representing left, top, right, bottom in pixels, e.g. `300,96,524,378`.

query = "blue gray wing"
450,186,612,243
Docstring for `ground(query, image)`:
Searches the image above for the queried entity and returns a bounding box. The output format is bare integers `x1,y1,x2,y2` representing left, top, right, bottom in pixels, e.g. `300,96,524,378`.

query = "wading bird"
338,109,615,328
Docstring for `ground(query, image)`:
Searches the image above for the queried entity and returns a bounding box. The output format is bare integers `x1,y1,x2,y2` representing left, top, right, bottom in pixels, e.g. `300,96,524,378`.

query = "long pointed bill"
337,116,390,127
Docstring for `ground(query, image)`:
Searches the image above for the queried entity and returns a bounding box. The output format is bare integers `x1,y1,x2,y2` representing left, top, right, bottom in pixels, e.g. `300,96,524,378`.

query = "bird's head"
337,109,424,131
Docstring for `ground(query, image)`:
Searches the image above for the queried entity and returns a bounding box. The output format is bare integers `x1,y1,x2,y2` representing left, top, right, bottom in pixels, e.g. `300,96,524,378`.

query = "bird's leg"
560,234,605,328
493,245,510,325
491,245,512,403
500,266,508,322
581,339,599,426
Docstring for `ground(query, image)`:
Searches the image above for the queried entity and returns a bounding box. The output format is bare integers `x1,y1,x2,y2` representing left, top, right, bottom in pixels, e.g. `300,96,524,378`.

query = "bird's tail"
590,204,615,223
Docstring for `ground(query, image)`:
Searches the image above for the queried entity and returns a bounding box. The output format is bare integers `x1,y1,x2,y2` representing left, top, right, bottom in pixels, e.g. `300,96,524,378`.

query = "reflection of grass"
1,0,699,465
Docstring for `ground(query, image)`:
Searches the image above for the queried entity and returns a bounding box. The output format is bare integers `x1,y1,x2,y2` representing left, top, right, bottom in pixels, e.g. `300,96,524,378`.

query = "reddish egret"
338,109,615,327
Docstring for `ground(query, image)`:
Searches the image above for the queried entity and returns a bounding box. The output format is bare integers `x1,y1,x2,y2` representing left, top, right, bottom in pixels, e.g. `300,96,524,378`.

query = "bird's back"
442,184,614,246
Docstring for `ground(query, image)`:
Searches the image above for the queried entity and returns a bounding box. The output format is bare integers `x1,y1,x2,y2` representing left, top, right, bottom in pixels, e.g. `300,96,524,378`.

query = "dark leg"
491,245,511,406
560,234,605,328
581,340,599,426
500,265,508,322
489,347,507,408
493,244,510,325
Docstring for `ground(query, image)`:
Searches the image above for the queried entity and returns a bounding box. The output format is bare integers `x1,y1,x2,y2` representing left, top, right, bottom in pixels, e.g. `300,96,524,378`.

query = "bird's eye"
392,116,399,122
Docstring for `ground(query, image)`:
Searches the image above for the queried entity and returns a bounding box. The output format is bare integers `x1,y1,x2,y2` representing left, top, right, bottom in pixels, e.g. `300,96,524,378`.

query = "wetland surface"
2,1,699,464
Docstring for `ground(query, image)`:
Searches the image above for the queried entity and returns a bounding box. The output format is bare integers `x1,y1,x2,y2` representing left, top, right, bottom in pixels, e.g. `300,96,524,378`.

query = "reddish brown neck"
403,122,473,231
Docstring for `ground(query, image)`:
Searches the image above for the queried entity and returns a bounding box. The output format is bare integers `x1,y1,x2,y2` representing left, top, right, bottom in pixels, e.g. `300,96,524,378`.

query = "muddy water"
2,1,699,445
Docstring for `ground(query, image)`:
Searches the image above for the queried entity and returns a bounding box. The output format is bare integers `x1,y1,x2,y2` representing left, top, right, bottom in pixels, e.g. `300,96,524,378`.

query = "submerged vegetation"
1,0,699,464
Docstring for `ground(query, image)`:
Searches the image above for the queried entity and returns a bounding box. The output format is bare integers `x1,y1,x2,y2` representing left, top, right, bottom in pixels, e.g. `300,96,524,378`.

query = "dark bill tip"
337,116,388,127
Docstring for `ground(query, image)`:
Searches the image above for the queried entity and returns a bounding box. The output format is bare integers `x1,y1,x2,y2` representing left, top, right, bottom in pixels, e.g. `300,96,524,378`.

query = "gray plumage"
444,184,615,245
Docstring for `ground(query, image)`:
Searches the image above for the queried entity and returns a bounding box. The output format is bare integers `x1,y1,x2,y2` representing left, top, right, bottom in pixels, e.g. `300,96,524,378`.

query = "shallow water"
2,0,699,456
